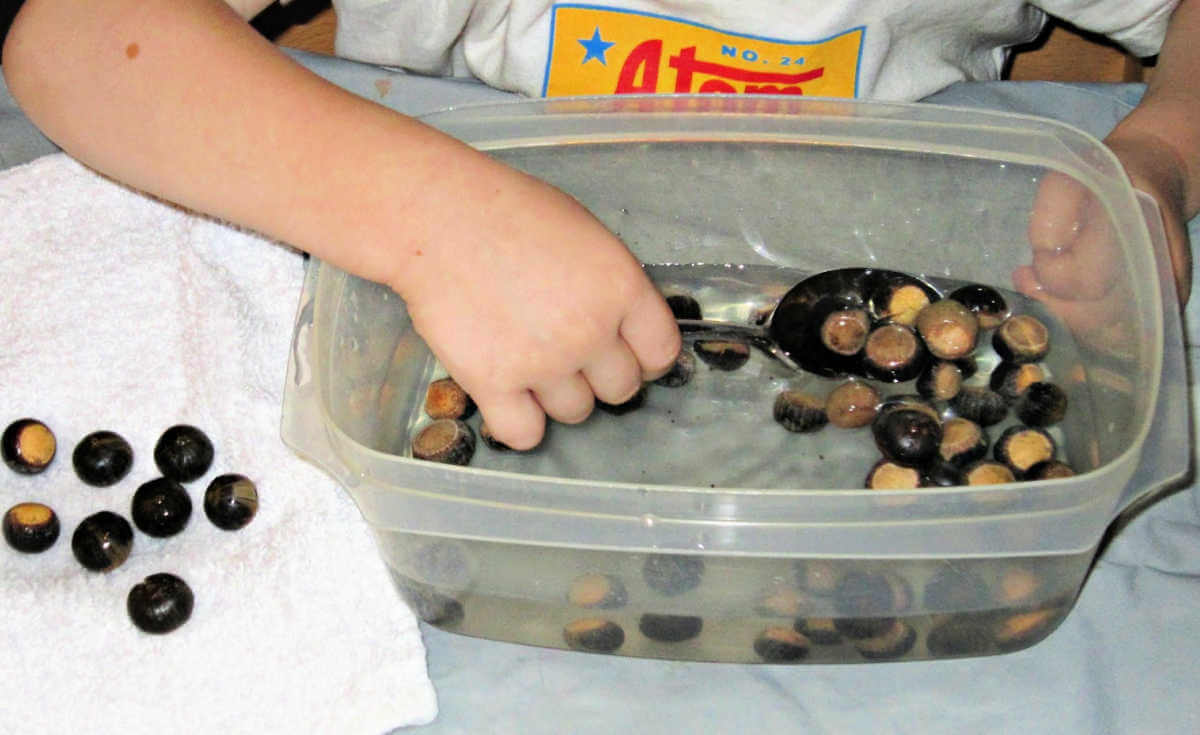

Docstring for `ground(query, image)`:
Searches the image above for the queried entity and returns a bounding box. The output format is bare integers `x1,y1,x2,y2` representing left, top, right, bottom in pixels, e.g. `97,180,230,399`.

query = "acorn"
864,458,926,491
563,618,625,653
1015,382,1069,427
3,502,60,553
411,419,476,465
992,605,1065,652
818,306,872,357
948,284,1009,329
989,362,1048,404
2,418,56,474
793,559,842,598
833,570,912,639
654,350,696,388
994,425,1057,478
824,380,881,429
71,510,134,571
915,299,979,360
753,626,810,662
962,460,1016,486
694,341,751,371
665,293,702,320
871,408,943,467
597,385,647,415
853,620,917,660
567,572,628,610
864,271,938,325
993,315,1050,363
424,377,476,420
642,553,704,596
939,417,989,467
923,565,991,612
127,573,194,634
950,386,1008,426
638,613,703,642
924,458,965,487
1026,459,1076,480
916,360,965,402
391,572,465,626
203,473,259,530
478,422,513,452
793,617,843,645
996,565,1046,607
773,390,829,433
131,477,193,537
926,618,994,657
153,424,214,483
72,430,134,487
862,323,929,383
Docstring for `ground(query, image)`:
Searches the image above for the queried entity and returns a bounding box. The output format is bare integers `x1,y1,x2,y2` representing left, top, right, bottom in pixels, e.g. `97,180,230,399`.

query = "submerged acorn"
871,408,943,467
654,351,696,388
994,425,1057,478
694,340,751,371
950,386,1008,427
154,424,214,483
1026,459,1076,480
71,510,134,572
862,323,929,383
567,573,628,610
131,477,193,537
853,620,917,660
993,314,1050,363
3,502,60,553
864,458,927,491
939,417,989,467
597,385,647,415
412,419,476,465
2,418,57,474
642,553,704,596
665,293,703,320
773,390,829,433
127,572,194,634
990,362,1048,404
865,271,938,325
824,380,881,429
424,378,476,420
818,306,872,357
753,626,810,662
203,473,259,530
915,299,979,360
916,360,965,402
948,284,1009,329
563,618,625,652
73,430,134,487
639,613,703,642
1015,382,1069,427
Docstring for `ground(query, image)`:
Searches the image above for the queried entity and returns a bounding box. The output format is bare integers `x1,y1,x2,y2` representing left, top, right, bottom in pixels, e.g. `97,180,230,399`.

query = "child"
3,1,1197,450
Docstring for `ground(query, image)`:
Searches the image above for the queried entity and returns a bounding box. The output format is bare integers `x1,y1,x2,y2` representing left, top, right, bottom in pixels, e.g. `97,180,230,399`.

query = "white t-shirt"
331,0,1176,101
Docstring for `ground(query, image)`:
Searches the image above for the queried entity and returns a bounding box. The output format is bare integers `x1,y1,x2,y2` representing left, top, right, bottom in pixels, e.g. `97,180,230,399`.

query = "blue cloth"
4,53,1198,734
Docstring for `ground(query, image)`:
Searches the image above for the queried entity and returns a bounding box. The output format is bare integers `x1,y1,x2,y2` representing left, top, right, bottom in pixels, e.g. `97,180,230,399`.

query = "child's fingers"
477,390,547,451
1027,171,1119,300
619,288,683,381
1028,170,1090,253
530,372,596,425
581,341,645,407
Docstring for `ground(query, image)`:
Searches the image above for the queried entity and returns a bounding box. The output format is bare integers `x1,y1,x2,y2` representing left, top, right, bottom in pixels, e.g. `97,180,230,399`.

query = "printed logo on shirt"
541,4,864,98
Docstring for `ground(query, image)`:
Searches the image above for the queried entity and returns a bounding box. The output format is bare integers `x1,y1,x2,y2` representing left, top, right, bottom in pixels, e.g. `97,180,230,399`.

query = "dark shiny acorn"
862,323,929,383
915,299,979,360
479,422,512,451
391,571,464,626
654,350,696,388
203,474,259,530
411,419,475,465
154,425,214,483
2,418,56,474
994,425,1057,478
642,553,704,596
1015,381,1069,427
693,340,751,371
665,293,702,320
990,362,1048,404
864,458,926,491
424,377,476,420
950,386,1008,426
924,458,965,487
824,380,880,429
871,408,943,467
71,510,134,571
939,417,989,467
833,571,912,640
948,284,1009,329
853,620,917,660
127,572,194,634
773,390,829,433
864,271,939,326
993,314,1050,363
3,502,60,553
567,572,628,610
753,626,810,662
926,618,994,657
916,360,965,402
563,618,625,653
638,613,703,642
597,385,647,415
131,477,193,537
1026,459,1076,480
876,395,942,424
793,617,843,645
72,430,134,487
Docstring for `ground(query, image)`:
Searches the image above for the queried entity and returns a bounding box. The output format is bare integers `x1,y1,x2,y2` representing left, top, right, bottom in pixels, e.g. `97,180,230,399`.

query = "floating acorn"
939,417,989,467
819,306,872,357
863,270,939,325
962,460,1016,486
915,299,979,360
994,425,1057,478
153,424,214,483
950,386,1008,427
871,408,943,467
993,314,1050,363
1026,459,1076,480
948,284,1009,329
567,573,628,610
916,360,965,402
773,390,829,433
864,458,927,491
412,419,476,465
3,502,60,553
1015,382,1069,427
2,418,56,474
924,458,965,487
990,362,1048,404
642,553,704,596
127,573,194,634
424,377,476,420
862,323,929,383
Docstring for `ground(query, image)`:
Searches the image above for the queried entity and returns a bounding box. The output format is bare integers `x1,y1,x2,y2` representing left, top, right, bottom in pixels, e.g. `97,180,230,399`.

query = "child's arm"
2,0,681,450
1020,0,1199,316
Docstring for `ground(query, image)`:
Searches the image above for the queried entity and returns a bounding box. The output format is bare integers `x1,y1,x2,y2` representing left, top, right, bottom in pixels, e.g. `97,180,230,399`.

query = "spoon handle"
675,319,769,344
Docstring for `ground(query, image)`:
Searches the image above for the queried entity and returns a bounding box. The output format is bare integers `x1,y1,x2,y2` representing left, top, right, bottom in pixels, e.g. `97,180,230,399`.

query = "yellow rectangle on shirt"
543,5,863,98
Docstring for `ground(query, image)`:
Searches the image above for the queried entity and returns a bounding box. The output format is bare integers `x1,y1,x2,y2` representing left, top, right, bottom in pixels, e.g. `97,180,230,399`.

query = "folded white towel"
0,154,437,733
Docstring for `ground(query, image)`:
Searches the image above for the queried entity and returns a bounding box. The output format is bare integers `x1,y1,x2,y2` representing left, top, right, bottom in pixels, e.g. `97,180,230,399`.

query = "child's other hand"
391,152,681,451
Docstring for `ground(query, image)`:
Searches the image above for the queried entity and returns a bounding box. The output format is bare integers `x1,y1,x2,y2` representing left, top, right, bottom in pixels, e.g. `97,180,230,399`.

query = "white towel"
0,154,437,733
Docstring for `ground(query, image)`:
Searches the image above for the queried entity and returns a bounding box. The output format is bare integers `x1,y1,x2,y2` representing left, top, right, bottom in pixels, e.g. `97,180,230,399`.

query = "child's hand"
390,150,681,451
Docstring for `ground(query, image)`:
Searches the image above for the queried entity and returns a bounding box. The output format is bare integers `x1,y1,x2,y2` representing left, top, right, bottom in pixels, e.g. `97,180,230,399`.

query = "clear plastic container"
281,96,1189,663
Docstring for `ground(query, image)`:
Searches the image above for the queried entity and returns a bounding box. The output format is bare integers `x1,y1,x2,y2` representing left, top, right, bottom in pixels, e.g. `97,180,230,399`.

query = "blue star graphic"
578,27,615,65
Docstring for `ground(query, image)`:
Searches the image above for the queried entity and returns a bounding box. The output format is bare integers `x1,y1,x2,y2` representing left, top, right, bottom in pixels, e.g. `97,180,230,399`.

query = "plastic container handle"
1113,191,1193,517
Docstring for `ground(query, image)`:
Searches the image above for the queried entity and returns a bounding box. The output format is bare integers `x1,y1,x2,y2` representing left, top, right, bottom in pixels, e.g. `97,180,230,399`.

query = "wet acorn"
642,553,704,596
948,284,1009,329
915,299,979,360
71,510,134,571
793,617,843,645
597,385,647,415
203,473,259,530
3,502,60,553
563,618,625,653
824,380,880,429
993,314,1050,363
871,408,943,467
127,572,194,634
568,573,628,609
962,460,1016,486
773,390,829,433
939,417,989,467
1026,459,1076,480
131,477,193,537
923,565,991,612
833,570,912,640
665,293,702,320
1015,382,1069,427
753,626,810,662
989,362,1048,404
72,430,134,487
412,419,476,465
2,418,56,474
924,458,965,487
391,571,465,626
638,613,703,642
478,422,514,452
694,340,751,371
916,360,965,402
818,306,871,357
994,425,1057,478
424,377,476,420
853,620,917,660
950,386,1008,426
865,271,938,325
926,618,994,657
154,424,214,483
862,323,929,383
654,350,696,388
864,459,926,491
992,606,1064,652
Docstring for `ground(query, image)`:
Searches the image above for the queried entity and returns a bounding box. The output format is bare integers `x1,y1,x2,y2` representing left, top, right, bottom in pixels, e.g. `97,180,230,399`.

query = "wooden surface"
268,6,1150,84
